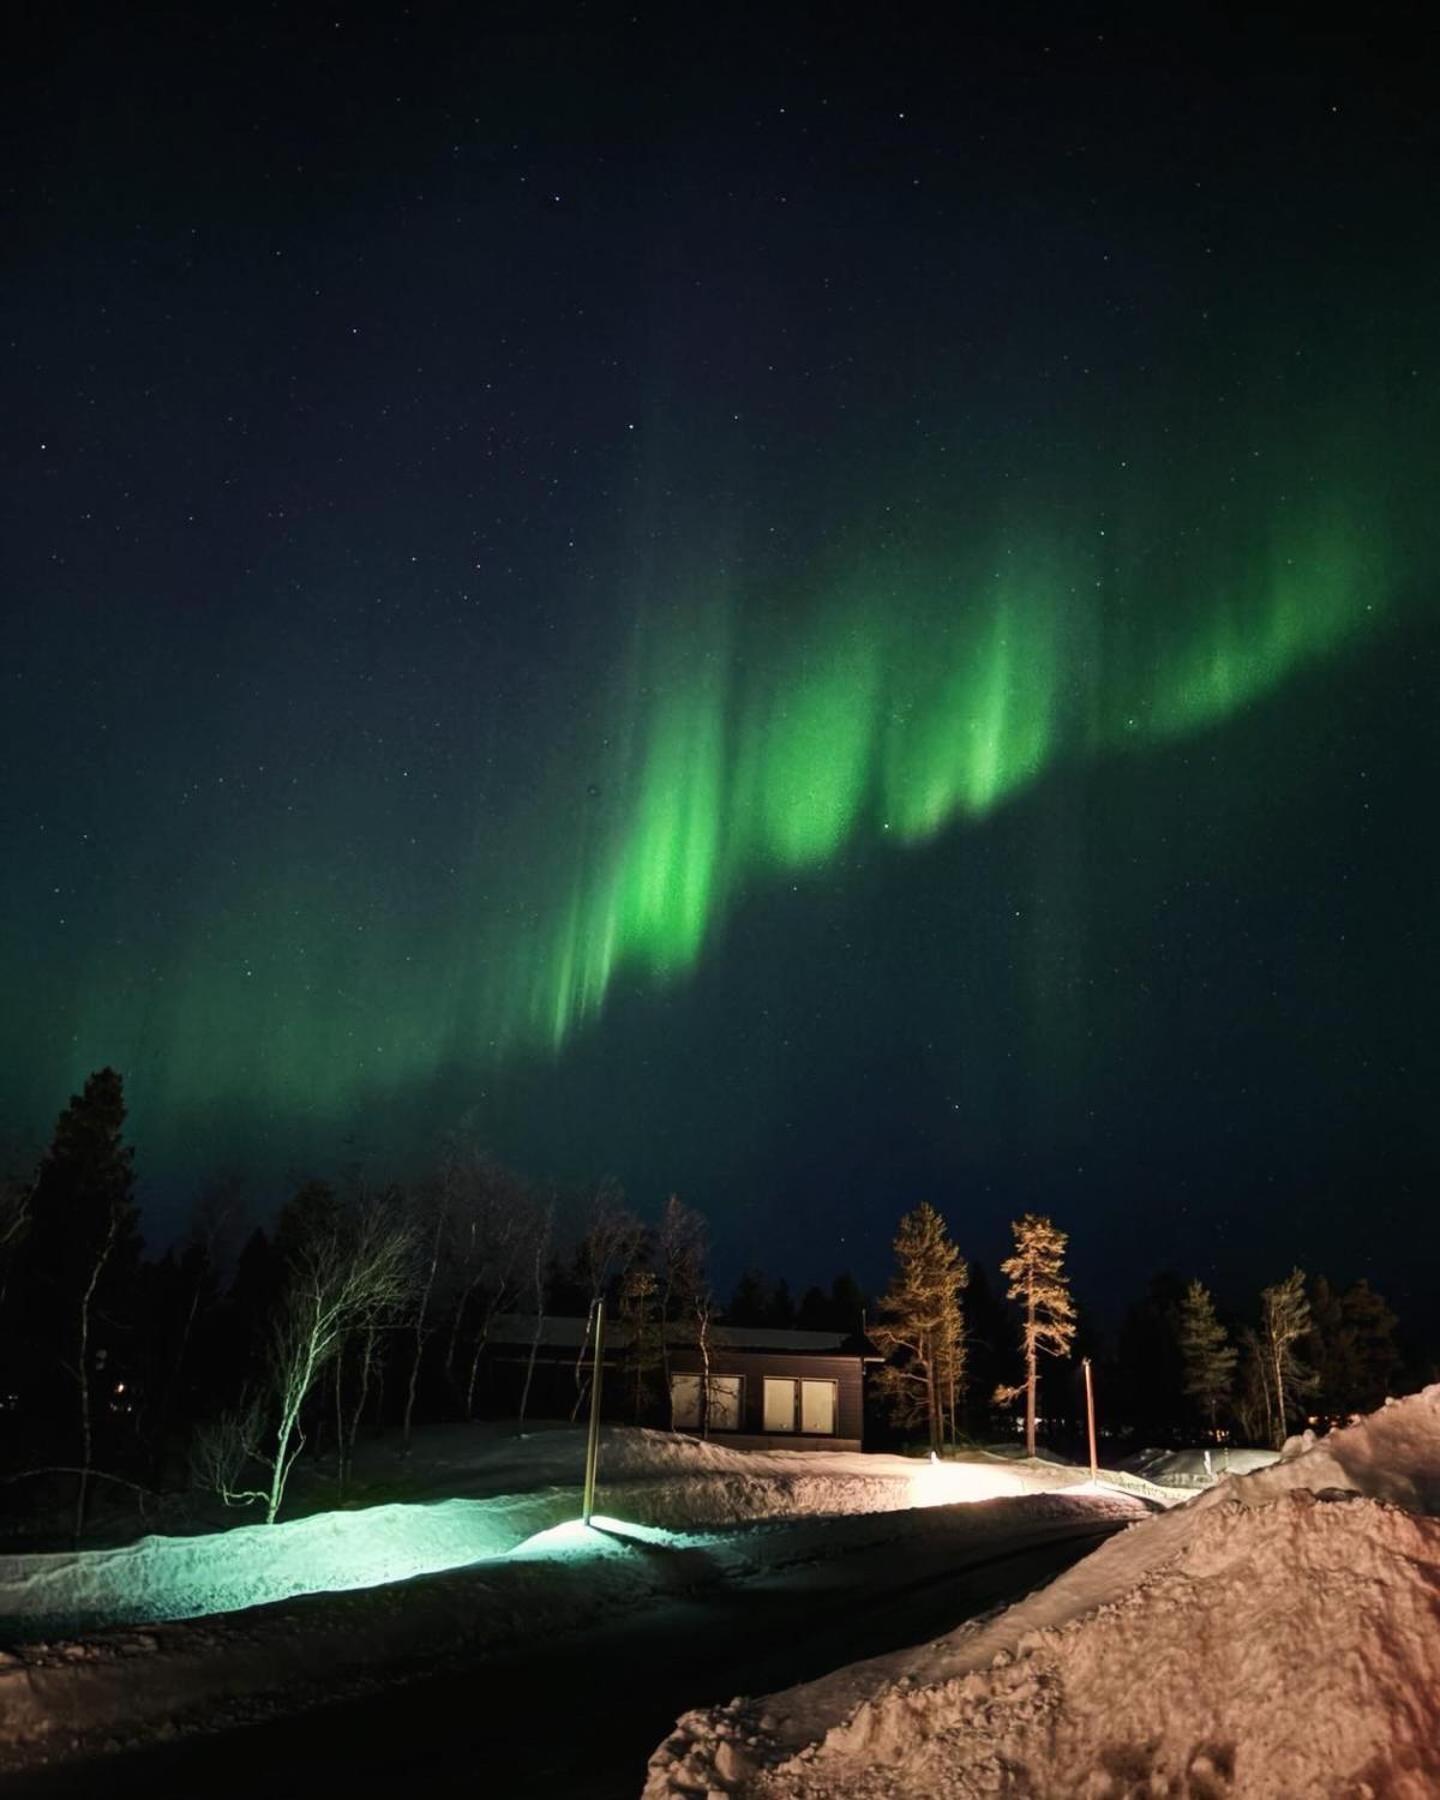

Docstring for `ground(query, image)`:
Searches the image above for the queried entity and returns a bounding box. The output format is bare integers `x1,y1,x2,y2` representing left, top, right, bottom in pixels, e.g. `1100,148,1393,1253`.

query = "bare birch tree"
1260,1268,1317,1449
0,1175,30,1324
401,1178,445,1455
516,1196,554,1433
618,1265,662,1421
995,1212,1076,1457
1234,1325,1273,1446
434,1154,531,1418
203,1197,414,1522
73,1205,121,1539
569,1183,642,1420
657,1195,707,1427
693,1286,717,1438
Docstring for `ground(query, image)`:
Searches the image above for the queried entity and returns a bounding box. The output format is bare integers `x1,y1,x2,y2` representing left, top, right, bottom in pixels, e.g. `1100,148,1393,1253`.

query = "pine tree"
995,1212,1076,1457
871,1203,967,1454
828,1272,868,1336
1336,1279,1401,1415
1309,1276,1400,1418
725,1266,773,1326
1116,1272,1187,1439
1177,1278,1237,1429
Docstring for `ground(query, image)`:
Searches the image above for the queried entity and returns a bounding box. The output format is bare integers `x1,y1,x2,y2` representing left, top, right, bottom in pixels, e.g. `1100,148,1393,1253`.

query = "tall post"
582,1298,605,1524
1083,1355,1098,1483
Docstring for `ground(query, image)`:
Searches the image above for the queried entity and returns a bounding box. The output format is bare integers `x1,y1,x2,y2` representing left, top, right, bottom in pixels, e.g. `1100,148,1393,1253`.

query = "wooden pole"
1083,1356,1098,1483
582,1298,605,1524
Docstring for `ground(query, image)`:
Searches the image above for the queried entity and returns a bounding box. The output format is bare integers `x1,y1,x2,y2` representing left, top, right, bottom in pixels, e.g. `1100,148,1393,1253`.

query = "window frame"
762,1373,840,1436
670,1370,744,1432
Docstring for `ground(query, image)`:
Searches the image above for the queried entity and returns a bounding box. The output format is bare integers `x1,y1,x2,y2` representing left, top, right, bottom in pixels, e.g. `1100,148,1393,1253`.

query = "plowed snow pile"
0,1428,1057,1637
649,1388,1440,1798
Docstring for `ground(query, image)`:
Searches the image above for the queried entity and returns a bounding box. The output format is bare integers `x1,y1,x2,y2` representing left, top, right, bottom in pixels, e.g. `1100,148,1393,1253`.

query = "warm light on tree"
872,1203,967,1455
995,1212,1076,1457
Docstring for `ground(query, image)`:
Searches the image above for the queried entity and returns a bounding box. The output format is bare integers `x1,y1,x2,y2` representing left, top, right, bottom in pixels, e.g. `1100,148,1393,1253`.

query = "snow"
1120,1444,1278,1487
0,1425,1150,1769
0,1493,569,1636
0,1428,1156,1639
647,1387,1440,1798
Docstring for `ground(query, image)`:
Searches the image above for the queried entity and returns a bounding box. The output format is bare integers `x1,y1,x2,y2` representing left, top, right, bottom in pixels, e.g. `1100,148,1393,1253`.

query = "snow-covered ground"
1121,1443,1279,1488
648,1389,1440,1798
0,1428,1159,1638
0,1427,1155,1768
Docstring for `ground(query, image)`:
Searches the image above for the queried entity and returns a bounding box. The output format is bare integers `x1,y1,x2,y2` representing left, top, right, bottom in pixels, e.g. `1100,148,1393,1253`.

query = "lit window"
670,1373,743,1431
763,1376,838,1435
763,1376,795,1432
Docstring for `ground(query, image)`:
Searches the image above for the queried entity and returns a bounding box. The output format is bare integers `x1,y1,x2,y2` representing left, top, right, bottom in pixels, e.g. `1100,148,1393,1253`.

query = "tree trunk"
697,1301,712,1440
266,1404,298,1525
1271,1344,1287,1450
1024,1318,1038,1457
517,1319,542,1432
571,1304,597,1422
73,1211,118,1542
445,1277,480,1407
334,1336,348,1494
516,1235,546,1434
74,1290,95,1542
266,1332,320,1524
466,1329,486,1418
403,1217,442,1456
344,1325,376,1478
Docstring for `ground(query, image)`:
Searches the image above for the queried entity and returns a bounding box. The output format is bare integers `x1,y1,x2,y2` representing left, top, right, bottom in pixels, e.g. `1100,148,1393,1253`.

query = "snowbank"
0,1428,1119,1640
0,1492,574,1637
0,1490,1143,1769
1121,1445,1278,1488
1203,1387,1440,1517
0,1419,1159,1769
647,1387,1440,1798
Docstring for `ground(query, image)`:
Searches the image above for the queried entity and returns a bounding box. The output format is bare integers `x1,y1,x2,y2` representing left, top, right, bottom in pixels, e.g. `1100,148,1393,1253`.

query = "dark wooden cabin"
485,1316,874,1451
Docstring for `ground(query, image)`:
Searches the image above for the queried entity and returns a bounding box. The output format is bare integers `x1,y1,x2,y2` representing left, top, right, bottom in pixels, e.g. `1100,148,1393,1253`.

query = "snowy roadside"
647,1388,1440,1798
0,1427,1151,1772
0,1428,1167,1639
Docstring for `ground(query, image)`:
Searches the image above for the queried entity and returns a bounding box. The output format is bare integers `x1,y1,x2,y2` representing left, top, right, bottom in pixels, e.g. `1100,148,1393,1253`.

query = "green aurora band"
43,462,1406,1154
497,499,1386,1057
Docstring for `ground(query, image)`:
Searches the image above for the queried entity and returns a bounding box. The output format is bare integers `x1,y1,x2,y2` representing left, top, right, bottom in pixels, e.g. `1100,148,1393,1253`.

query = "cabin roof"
487,1313,863,1355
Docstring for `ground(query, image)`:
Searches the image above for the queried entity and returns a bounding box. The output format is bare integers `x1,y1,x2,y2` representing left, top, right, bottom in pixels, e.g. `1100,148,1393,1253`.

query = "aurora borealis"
4,6,1438,1309
490,487,1388,1056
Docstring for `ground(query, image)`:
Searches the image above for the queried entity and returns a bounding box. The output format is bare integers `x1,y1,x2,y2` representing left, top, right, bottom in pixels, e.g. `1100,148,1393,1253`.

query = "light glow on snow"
906,1456,1030,1510
0,1496,574,1636
512,1514,683,1559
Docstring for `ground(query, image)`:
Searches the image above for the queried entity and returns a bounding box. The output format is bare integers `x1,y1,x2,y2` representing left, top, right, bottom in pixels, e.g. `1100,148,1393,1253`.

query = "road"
9,1513,1125,1799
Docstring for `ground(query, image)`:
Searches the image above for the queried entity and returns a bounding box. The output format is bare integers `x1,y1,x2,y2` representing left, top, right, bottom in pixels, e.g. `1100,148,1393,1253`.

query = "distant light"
512,1513,668,1559
907,1460,1030,1509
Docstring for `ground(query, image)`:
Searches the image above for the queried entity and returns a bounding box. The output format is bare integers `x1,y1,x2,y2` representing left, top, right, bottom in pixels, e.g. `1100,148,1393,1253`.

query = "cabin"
484,1315,874,1451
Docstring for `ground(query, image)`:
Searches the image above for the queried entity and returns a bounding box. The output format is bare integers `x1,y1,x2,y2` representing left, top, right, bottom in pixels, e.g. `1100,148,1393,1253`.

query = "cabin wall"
668,1348,864,1448
479,1340,867,1449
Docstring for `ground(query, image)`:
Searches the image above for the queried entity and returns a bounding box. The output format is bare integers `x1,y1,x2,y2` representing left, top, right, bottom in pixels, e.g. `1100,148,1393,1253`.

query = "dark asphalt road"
6,1519,1123,1799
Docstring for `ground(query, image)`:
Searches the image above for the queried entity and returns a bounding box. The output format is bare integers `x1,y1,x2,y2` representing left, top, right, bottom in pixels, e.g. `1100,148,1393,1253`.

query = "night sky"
4,6,1437,1321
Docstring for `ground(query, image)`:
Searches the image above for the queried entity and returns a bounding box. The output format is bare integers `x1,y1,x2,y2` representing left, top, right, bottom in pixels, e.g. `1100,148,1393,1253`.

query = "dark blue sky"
3,4,1437,1324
